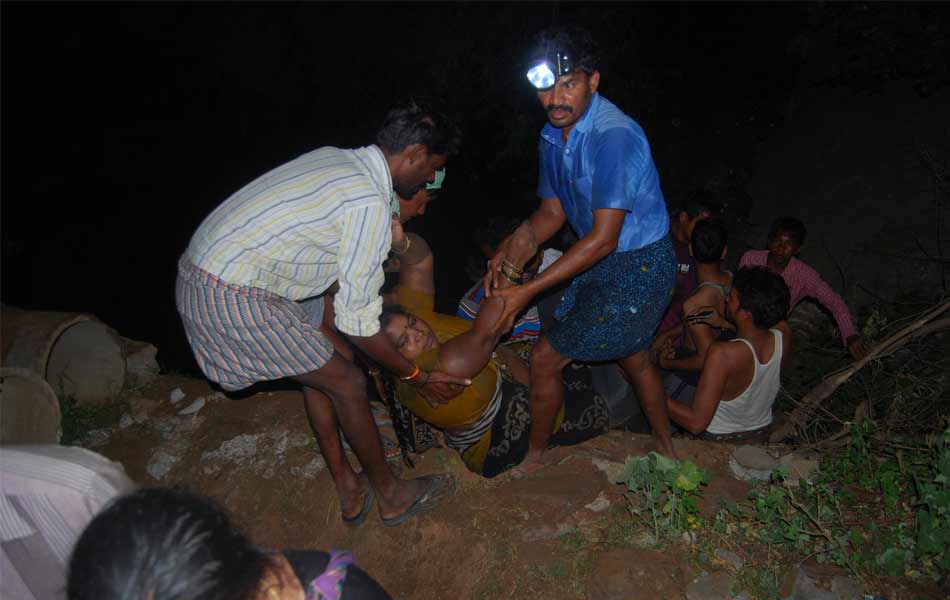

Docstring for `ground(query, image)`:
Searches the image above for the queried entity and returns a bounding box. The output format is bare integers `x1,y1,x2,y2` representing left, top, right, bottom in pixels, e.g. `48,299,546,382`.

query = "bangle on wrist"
500,269,523,285
392,236,411,255
400,365,420,381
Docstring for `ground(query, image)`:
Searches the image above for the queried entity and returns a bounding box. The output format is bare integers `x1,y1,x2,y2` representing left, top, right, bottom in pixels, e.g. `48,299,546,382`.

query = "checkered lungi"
175,256,334,391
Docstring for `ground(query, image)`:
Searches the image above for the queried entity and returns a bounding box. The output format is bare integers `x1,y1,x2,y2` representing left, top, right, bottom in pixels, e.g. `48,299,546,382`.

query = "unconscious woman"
377,225,611,478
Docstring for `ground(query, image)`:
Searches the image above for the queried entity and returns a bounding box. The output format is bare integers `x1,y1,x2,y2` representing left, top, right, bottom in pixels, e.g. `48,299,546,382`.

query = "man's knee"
620,349,654,379
530,337,570,373
297,354,367,401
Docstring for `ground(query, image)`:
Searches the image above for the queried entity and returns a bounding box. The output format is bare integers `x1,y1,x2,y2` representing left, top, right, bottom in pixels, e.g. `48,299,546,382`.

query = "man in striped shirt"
177,103,465,527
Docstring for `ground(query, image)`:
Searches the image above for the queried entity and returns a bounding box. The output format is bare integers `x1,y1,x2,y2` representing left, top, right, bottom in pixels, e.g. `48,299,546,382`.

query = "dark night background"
3,2,948,374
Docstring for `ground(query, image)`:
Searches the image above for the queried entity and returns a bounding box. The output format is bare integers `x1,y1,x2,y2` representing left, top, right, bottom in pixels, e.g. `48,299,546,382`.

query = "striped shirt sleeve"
332,201,391,337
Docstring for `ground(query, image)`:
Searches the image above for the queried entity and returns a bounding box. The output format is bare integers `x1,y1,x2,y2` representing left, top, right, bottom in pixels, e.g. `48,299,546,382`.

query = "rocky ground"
80,374,935,599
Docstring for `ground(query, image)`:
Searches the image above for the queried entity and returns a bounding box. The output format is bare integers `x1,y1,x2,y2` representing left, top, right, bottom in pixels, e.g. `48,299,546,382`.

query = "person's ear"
588,70,601,93
405,143,427,165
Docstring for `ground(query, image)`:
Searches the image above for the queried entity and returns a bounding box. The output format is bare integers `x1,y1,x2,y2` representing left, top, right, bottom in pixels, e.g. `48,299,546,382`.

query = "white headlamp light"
526,48,575,90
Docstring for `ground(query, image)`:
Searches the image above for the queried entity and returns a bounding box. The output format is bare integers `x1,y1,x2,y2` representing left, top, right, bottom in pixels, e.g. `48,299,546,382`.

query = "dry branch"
771,299,950,443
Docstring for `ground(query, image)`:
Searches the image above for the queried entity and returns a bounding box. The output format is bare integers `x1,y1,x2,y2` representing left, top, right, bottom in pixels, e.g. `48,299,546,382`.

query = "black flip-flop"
342,486,375,527
381,474,456,528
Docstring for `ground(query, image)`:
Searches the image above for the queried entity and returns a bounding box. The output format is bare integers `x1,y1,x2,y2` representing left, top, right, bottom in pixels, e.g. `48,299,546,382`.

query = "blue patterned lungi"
547,236,675,361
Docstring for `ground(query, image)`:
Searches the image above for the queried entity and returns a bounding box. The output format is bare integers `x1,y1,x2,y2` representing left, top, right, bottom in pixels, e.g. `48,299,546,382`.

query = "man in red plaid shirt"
739,216,868,360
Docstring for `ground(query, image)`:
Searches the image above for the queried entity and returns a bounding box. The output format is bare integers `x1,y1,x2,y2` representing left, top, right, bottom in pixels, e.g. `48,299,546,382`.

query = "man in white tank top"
667,267,791,438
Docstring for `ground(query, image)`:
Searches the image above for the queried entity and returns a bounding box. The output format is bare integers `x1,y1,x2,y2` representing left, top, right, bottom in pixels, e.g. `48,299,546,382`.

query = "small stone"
82,428,111,447
177,396,206,416
585,492,611,512
287,432,314,448
146,451,179,480
203,434,258,461
522,523,576,542
118,413,135,429
780,564,863,600
289,457,326,478
730,446,779,481
686,571,734,600
779,452,821,484
169,388,186,404
682,531,698,545
590,457,625,483
714,548,744,570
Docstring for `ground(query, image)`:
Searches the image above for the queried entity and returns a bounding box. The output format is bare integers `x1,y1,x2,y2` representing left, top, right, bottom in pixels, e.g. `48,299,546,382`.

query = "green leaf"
876,547,910,577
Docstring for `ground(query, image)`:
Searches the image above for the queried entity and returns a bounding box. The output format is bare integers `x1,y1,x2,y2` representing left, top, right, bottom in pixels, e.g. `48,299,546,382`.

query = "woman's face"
383,312,438,360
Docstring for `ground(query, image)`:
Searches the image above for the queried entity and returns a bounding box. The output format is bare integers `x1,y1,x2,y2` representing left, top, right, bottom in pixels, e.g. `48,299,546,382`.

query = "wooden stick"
770,299,950,443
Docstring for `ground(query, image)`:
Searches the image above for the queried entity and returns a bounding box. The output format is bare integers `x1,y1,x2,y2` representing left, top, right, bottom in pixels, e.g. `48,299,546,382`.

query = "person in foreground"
487,27,677,471
67,487,390,600
176,103,464,527
380,229,611,477
0,445,135,600
668,267,791,441
740,216,867,360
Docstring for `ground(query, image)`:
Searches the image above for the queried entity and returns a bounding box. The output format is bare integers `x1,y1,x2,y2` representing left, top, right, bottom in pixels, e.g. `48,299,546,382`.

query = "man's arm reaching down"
667,342,732,435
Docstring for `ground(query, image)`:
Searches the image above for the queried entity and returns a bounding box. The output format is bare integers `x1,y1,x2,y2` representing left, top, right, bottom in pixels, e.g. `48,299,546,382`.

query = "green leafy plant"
912,428,950,573
617,452,710,540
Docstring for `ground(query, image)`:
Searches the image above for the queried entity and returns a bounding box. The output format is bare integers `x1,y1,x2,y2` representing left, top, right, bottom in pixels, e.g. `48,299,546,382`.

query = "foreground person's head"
380,306,438,360
376,101,460,200
68,487,271,600
726,267,790,330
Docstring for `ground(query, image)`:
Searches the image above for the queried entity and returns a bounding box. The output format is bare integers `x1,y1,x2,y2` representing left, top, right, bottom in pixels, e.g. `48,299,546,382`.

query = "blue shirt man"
537,92,669,253
486,27,678,471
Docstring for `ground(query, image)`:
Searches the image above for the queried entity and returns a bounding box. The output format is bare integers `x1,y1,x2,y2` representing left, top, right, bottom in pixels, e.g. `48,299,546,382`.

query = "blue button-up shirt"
537,93,669,253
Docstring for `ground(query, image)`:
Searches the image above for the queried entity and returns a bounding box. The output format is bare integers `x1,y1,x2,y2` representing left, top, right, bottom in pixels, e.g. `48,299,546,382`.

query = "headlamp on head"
526,47,575,90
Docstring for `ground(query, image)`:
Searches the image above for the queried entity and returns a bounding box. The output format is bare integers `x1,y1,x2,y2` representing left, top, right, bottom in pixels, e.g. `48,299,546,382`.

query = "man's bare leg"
300,385,369,520
618,350,676,457
521,336,571,473
293,355,434,520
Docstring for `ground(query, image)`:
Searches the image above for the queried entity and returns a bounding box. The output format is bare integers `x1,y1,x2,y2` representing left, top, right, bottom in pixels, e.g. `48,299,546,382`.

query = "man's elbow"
684,420,707,436
594,238,618,258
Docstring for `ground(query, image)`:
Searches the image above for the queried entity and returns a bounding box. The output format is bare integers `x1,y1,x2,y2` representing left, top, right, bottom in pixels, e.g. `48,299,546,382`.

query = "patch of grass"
59,397,128,445
559,529,585,552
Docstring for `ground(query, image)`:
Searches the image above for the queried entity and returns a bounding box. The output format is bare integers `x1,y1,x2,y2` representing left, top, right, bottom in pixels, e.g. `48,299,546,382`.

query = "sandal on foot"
381,474,456,527
342,486,375,527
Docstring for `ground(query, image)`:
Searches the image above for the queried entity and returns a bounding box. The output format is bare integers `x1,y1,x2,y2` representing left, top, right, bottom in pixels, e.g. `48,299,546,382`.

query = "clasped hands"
483,222,538,328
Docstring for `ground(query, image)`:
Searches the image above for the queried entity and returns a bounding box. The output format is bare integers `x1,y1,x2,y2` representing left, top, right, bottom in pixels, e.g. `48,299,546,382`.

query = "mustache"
547,104,572,114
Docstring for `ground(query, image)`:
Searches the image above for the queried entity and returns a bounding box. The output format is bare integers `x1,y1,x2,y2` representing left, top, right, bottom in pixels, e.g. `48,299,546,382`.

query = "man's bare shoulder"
683,287,720,313
707,338,748,368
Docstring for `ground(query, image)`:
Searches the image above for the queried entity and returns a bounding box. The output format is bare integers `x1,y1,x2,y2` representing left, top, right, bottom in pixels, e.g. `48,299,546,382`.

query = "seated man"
652,218,733,404
740,216,867,359
379,229,611,478
656,194,716,336
68,487,390,600
667,267,791,441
